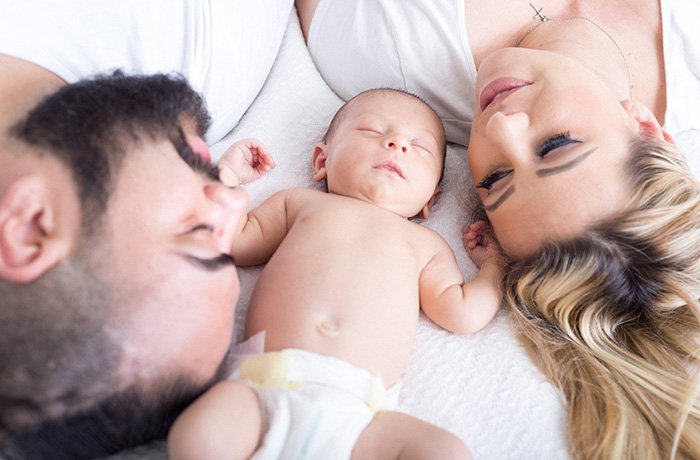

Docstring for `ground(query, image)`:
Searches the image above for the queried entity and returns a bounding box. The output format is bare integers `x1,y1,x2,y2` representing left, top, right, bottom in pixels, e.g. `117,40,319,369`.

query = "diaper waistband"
239,348,393,412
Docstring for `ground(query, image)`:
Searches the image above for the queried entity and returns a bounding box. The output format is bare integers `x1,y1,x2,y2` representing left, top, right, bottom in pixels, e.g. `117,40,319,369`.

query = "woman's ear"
312,143,328,181
0,175,73,283
621,99,676,144
418,185,443,219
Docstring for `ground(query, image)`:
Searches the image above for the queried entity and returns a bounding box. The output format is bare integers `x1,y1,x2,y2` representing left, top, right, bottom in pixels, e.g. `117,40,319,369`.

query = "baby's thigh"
168,381,263,460
351,410,471,460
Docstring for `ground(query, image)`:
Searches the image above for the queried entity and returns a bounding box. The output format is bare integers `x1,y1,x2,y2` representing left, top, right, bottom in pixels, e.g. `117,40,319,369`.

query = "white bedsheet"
217,13,569,460
108,12,570,460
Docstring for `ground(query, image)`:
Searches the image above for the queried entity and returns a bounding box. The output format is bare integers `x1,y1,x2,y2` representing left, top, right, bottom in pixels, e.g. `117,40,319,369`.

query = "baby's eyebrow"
536,147,598,177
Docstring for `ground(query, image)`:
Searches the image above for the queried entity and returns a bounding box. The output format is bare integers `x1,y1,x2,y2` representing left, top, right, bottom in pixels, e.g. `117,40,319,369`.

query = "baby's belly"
245,277,419,386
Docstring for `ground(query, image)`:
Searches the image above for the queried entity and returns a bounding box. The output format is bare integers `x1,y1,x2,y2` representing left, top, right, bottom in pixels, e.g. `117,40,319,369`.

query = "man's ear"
0,175,71,283
621,99,676,144
418,185,443,219
312,143,328,181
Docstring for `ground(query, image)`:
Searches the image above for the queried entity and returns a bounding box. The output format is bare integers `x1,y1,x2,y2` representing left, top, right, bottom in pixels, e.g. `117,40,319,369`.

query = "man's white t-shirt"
0,0,294,144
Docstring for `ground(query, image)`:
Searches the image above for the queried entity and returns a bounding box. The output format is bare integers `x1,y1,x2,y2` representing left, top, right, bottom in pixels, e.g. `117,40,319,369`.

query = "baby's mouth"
373,161,404,178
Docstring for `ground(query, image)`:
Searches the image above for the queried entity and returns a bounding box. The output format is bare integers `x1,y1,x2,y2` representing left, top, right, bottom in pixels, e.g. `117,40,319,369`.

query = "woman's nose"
204,183,249,253
484,111,531,159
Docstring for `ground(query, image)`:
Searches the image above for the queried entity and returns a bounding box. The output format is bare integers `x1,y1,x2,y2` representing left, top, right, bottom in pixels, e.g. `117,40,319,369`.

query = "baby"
168,88,502,460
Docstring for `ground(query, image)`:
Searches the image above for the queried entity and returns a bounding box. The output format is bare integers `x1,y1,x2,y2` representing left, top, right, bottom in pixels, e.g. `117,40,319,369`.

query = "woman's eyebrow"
484,147,598,212
536,147,598,177
484,184,515,212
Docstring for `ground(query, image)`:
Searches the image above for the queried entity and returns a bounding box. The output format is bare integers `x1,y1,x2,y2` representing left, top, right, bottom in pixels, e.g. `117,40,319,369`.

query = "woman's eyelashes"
537,131,582,157
477,132,583,191
477,169,512,190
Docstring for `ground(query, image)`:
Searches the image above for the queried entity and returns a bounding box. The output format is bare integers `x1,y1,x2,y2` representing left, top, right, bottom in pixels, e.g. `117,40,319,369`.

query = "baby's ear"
418,185,443,219
312,143,328,181
0,175,72,283
621,99,675,144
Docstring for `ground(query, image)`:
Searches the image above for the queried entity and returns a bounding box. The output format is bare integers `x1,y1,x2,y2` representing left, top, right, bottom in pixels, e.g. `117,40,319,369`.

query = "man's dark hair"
10,70,212,231
0,72,222,459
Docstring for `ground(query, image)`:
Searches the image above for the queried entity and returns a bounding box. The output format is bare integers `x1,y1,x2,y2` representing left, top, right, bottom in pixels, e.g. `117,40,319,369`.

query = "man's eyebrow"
174,137,220,181
484,185,515,212
536,147,598,177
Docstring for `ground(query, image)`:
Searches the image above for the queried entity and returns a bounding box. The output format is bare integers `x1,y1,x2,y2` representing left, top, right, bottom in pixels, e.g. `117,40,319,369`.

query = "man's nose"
204,183,249,253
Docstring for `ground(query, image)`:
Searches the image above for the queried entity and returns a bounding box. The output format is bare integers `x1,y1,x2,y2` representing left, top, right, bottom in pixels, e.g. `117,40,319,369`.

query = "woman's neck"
465,0,666,122
518,17,633,101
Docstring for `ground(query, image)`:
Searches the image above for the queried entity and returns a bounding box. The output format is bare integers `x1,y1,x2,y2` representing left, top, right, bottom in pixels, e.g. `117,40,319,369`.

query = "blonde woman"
297,0,700,457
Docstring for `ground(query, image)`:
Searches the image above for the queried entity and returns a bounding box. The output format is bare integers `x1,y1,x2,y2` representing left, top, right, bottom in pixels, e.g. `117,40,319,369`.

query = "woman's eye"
477,169,512,190
537,131,582,157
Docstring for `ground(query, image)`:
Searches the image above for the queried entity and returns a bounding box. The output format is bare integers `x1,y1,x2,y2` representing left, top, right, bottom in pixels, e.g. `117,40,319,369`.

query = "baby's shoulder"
272,187,337,217
407,221,454,253
275,186,327,203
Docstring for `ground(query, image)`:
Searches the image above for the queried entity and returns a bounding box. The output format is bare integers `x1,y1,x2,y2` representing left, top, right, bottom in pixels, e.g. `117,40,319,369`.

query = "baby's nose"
385,136,409,153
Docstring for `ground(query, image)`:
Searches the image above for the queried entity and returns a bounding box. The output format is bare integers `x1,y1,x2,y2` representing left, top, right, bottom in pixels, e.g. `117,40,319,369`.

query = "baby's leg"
351,410,472,460
168,380,263,460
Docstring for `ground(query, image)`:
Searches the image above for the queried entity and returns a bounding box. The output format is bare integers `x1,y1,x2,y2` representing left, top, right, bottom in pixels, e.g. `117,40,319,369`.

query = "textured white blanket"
109,12,570,460
217,13,569,460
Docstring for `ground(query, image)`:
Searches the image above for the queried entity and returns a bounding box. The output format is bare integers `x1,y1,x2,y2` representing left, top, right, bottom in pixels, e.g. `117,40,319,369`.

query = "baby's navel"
316,318,340,336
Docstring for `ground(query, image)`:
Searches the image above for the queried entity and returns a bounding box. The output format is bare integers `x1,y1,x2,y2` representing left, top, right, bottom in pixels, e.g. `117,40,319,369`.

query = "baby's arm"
419,222,502,334
231,189,293,266
218,138,276,187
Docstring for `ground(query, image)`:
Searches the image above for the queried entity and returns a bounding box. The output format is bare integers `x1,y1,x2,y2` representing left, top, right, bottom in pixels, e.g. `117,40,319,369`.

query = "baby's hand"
463,220,499,268
218,138,276,186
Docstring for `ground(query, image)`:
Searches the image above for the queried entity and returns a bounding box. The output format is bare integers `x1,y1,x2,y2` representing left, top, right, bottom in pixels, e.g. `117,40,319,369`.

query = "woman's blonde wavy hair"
502,136,700,459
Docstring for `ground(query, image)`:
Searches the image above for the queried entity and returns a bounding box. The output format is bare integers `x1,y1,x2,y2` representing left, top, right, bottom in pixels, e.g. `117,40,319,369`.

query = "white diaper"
234,344,399,460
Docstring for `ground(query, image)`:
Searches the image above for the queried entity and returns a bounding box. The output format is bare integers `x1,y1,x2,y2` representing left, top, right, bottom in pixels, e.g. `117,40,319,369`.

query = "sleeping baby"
168,88,502,460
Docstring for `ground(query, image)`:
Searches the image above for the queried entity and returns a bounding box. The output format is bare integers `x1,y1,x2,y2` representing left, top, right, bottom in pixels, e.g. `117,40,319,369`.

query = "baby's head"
313,88,447,218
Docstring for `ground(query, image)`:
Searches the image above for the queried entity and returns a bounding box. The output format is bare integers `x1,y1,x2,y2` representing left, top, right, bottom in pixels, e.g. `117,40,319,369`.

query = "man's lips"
479,77,532,111
373,161,404,178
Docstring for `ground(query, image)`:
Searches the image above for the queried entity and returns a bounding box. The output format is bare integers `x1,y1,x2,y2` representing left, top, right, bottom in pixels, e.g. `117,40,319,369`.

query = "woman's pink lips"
479,77,532,112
